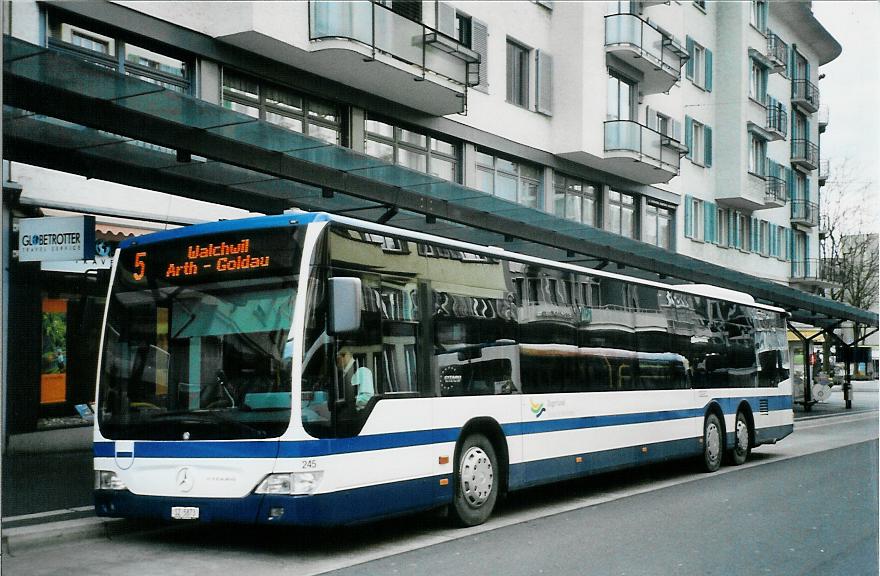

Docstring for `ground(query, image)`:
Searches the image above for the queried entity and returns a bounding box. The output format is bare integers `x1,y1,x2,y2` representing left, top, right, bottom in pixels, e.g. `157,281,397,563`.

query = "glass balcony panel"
310,1,372,44
374,5,424,66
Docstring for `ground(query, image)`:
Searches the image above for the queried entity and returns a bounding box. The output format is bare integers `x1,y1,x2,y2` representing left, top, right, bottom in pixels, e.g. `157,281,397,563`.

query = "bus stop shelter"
4,35,878,412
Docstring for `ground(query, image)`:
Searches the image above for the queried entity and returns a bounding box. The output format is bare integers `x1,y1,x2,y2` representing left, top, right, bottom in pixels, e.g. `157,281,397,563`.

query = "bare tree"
819,158,879,346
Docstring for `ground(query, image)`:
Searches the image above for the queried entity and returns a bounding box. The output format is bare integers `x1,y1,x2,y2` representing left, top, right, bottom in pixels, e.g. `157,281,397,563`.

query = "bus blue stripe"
94,396,792,459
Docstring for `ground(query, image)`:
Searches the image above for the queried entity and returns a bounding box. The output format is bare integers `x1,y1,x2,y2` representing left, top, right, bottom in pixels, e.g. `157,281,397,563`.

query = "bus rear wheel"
702,413,723,472
451,434,498,526
728,411,751,466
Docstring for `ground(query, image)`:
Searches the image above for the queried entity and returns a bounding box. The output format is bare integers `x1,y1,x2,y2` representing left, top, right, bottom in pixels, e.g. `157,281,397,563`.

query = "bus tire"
729,411,751,466
451,434,498,527
702,413,723,473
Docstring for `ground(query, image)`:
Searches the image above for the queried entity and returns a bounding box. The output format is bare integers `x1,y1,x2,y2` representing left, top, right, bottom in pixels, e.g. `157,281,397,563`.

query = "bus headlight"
95,470,128,490
255,472,323,495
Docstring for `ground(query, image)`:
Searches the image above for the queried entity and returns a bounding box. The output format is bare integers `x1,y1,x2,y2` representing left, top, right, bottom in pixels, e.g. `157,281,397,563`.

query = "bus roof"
119,211,786,315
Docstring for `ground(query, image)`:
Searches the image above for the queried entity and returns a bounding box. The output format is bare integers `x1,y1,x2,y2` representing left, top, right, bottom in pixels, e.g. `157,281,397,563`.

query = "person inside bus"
336,347,374,410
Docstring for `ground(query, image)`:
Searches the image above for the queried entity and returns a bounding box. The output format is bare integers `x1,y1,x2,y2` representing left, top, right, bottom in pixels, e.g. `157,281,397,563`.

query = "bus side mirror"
329,277,362,335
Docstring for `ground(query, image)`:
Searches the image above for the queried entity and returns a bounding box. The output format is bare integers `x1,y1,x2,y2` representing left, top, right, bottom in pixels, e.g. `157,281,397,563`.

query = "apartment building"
2,0,841,433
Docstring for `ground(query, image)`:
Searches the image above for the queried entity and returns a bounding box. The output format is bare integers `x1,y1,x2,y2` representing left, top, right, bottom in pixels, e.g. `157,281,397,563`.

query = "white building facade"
1,1,842,432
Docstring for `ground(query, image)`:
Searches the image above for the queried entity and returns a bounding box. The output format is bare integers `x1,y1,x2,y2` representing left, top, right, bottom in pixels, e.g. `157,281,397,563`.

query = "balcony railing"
604,13,688,94
766,32,788,71
791,200,819,227
819,159,829,184
791,78,820,112
790,258,842,285
309,1,479,88
766,103,788,139
765,174,787,206
604,120,682,173
791,139,819,170
818,105,829,130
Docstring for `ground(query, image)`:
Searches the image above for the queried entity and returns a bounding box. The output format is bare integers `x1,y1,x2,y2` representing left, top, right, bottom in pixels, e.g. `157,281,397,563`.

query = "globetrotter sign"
18,216,96,262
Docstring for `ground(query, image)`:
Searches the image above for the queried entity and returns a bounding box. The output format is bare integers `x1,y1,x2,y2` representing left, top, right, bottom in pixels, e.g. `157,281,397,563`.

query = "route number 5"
133,252,147,281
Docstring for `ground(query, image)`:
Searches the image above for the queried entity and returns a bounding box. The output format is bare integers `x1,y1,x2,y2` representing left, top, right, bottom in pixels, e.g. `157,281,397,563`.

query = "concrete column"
462,143,477,189
198,60,222,105
349,107,366,153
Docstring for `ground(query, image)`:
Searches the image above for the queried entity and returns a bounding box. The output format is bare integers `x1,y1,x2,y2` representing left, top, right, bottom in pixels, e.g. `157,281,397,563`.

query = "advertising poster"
41,298,68,404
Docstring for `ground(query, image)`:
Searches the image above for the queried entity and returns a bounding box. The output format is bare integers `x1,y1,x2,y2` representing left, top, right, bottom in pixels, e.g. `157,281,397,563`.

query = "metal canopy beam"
3,36,877,328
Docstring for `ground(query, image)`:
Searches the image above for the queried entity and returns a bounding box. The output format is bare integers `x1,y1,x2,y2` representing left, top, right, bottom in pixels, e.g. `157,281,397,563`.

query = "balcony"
818,105,829,132
819,159,829,185
765,103,788,141
790,258,842,290
819,215,830,238
791,78,820,113
764,174,788,208
308,1,479,115
603,120,682,184
766,32,788,72
791,139,819,170
791,200,819,228
604,13,689,95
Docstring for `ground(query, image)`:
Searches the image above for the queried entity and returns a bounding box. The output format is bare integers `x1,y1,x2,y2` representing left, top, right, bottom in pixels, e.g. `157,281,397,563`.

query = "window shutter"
787,167,795,200
705,48,713,92
472,19,489,93
789,48,796,80
536,50,553,116
704,202,715,243
686,36,695,80
750,217,758,251
805,117,811,140
806,177,811,198
754,218,760,252
645,105,654,130
704,124,713,167
436,3,456,37
684,195,693,238
685,116,694,160
805,60,811,84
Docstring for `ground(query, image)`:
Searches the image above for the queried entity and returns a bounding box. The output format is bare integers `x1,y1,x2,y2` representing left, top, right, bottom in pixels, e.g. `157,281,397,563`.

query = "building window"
750,59,768,104
684,117,713,167
455,12,472,48
48,15,190,93
476,151,541,208
686,37,712,91
750,0,768,33
749,134,767,177
553,174,597,226
388,0,422,22
736,213,748,251
644,203,673,249
717,207,729,247
365,115,459,181
607,72,635,121
506,39,530,108
759,220,769,255
684,195,704,241
608,190,637,239
222,72,341,145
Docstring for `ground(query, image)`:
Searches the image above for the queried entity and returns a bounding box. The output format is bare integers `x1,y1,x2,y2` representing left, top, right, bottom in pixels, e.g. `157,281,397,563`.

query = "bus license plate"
171,506,199,520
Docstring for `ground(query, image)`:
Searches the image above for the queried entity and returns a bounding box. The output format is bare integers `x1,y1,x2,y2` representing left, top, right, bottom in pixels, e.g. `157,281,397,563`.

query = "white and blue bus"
94,212,793,527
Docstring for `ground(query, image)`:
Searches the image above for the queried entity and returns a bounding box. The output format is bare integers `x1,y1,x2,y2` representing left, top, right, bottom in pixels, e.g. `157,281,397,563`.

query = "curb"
1,516,166,555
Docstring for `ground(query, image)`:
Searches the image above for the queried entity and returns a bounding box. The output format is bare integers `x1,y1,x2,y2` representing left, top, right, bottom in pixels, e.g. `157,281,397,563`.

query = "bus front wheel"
451,434,498,526
702,413,723,473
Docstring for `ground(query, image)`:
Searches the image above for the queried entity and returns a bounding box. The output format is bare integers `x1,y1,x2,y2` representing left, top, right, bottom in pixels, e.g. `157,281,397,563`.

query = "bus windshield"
97,226,303,440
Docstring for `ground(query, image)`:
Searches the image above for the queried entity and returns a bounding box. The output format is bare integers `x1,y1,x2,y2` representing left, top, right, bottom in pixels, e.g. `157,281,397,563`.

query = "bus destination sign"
123,228,296,286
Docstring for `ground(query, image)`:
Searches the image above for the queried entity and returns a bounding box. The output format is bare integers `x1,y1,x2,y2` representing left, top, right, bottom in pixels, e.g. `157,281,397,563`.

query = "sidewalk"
2,381,877,552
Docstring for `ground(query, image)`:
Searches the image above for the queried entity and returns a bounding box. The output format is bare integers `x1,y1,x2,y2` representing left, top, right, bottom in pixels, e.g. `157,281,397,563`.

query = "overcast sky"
811,1,880,232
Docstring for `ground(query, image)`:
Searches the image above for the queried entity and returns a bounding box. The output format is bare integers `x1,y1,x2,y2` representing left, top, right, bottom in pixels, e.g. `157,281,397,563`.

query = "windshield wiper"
143,409,268,438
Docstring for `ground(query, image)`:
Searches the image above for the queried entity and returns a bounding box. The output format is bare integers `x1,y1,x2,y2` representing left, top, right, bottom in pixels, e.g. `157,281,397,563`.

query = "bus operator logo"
530,400,546,418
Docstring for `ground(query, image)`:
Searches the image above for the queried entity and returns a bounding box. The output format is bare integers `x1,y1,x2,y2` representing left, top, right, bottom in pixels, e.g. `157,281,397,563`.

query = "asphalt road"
3,410,877,576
